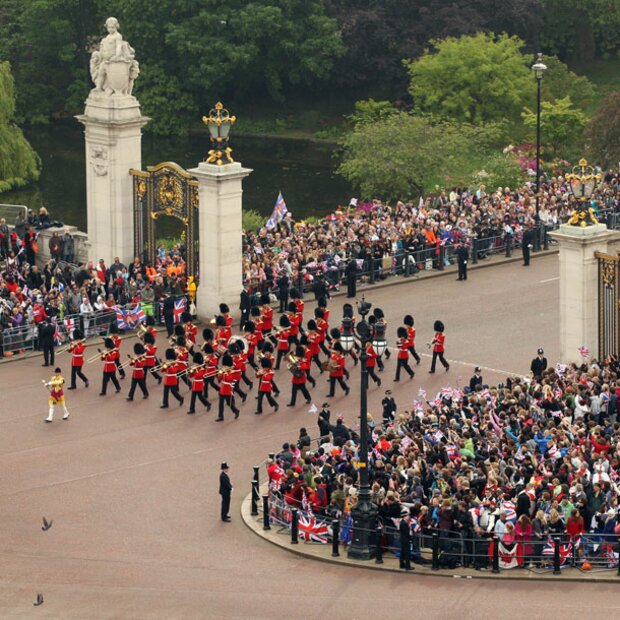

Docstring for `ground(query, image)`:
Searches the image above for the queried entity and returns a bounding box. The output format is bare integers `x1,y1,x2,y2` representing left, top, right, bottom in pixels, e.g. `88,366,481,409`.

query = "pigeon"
41,517,53,531
33,594,44,606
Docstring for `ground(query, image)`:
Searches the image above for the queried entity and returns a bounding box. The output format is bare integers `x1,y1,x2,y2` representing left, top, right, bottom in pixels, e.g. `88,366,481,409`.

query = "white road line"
540,276,559,283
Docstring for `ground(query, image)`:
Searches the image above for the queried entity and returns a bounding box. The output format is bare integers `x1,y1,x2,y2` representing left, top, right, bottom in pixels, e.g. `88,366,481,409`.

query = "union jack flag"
266,191,289,230
63,317,76,340
542,536,578,566
52,318,64,346
116,305,147,331
173,298,187,324
298,513,331,543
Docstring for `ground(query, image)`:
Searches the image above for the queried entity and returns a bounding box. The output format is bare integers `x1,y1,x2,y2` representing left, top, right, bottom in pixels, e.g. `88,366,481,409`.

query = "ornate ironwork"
202,102,236,165
129,162,199,278
596,251,620,360
566,158,601,227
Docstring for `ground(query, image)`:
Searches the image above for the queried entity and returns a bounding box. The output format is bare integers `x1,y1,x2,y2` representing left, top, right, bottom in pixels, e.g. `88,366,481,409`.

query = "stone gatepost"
188,162,252,319
549,223,620,364
76,16,149,265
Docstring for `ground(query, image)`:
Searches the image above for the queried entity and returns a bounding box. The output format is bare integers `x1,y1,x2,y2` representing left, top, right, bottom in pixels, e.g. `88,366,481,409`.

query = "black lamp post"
340,297,384,559
531,53,547,249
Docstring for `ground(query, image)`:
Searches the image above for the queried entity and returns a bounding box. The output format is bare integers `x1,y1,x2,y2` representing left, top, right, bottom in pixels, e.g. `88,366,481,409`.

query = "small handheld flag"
266,192,288,230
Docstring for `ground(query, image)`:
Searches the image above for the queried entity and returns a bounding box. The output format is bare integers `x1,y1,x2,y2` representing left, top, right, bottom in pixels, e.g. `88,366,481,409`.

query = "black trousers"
430,351,449,372
522,244,530,266
204,375,219,398
367,366,381,385
275,348,288,370
395,357,414,381
400,535,411,570
115,357,126,377
70,365,88,388
408,347,421,364
312,354,323,372
43,345,55,366
101,371,120,394
289,383,311,406
458,260,467,280
221,492,231,520
147,366,162,381
347,277,356,298
128,377,148,399
257,391,277,413
189,390,211,412
218,394,239,419
328,376,349,396
163,384,183,406
164,315,174,336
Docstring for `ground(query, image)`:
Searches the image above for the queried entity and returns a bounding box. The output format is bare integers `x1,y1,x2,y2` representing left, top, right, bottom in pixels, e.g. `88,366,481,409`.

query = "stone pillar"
187,161,252,320
76,94,149,265
549,223,620,364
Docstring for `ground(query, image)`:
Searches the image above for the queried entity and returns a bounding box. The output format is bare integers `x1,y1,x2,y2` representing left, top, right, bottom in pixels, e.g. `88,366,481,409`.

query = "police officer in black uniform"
456,241,469,281
469,366,483,392
381,390,397,428
530,348,548,378
39,318,56,367
522,223,535,266
219,462,232,522
318,403,331,444
399,506,414,571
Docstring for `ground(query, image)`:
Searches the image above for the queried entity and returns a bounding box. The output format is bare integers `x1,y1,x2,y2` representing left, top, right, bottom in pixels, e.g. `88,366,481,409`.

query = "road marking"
540,276,559,283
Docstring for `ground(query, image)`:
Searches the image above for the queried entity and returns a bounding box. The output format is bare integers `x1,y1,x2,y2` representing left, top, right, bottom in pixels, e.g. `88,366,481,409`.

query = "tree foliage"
586,91,620,168
405,33,532,125
338,113,485,198
0,62,41,192
348,99,398,127
522,97,587,157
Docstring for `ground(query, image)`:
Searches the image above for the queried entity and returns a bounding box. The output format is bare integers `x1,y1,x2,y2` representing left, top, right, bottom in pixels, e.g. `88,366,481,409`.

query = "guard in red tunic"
244,321,260,371
287,302,301,346
327,342,349,397
403,315,421,365
202,343,220,399
394,326,415,381
99,338,121,395
214,315,232,352
220,303,233,329
299,336,317,388
260,294,274,339
231,339,253,390
187,352,211,414
174,335,191,387
314,307,330,357
365,340,382,387
318,298,331,342
182,311,197,351
306,320,323,373
287,345,312,407
429,320,449,373
217,353,240,421
228,340,248,403
250,306,265,340
109,323,126,379
290,288,305,335
274,314,291,370
143,331,162,384
67,328,89,389
161,348,185,408
256,357,279,414
201,327,215,353
127,342,149,401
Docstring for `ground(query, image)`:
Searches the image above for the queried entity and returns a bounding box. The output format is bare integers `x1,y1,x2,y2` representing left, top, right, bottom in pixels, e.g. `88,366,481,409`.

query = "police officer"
469,366,483,392
382,390,397,428
399,506,414,571
530,348,547,378
522,223,535,266
318,403,331,444
39,318,56,367
219,462,232,522
456,241,469,281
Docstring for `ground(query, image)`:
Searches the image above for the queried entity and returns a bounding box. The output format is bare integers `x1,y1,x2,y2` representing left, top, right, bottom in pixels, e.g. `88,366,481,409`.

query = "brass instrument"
86,349,104,364
120,353,147,370
285,352,304,378
321,359,341,372
137,324,148,339
57,339,86,355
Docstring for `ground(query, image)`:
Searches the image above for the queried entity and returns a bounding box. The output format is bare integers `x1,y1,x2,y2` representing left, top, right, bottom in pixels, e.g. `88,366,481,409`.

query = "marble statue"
89,17,139,96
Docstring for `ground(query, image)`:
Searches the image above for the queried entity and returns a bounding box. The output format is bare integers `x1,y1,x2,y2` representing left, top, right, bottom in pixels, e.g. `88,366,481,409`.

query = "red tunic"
164,363,180,387
316,318,328,342
329,353,345,378
365,343,377,368
259,370,274,392
184,322,197,344
261,306,273,331
70,342,86,367
246,332,260,355
233,352,247,373
147,326,157,340
277,328,290,352
215,326,232,348
292,364,307,385
308,332,321,356
406,326,416,348
130,357,146,380
397,337,409,360
189,367,207,392
224,314,232,328
112,335,122,351
205,353,219,375
288,312,300,336
433,332,445,353
219,369,236,396
294,299,304,317
144,344,157,368
102,350,117,373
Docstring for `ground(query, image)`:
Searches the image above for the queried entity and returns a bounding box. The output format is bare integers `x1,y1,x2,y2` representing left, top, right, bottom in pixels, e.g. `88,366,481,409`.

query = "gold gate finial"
202,102,236,165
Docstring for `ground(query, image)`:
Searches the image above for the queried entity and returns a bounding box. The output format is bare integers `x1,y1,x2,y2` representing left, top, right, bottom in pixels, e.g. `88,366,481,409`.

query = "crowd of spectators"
0,210,193,353
243,171,620,294
270,355,620,568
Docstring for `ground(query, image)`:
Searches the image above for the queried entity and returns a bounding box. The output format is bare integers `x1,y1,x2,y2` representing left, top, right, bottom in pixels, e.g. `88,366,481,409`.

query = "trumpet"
86,349,104,363
57,339,85,355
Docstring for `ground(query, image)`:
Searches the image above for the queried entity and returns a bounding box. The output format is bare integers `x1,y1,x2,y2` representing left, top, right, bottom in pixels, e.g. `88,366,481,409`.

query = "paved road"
3,254,611,620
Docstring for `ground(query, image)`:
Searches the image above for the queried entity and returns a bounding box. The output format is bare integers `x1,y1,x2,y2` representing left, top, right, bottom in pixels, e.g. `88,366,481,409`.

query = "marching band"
40,295,450,424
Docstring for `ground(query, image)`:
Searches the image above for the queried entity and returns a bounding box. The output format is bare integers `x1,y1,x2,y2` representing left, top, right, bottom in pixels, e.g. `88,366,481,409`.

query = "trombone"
86,349,104,363
56,339,85,355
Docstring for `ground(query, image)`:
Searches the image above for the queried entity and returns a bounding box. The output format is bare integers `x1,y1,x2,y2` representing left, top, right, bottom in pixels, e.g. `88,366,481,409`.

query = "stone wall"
35,225,90,267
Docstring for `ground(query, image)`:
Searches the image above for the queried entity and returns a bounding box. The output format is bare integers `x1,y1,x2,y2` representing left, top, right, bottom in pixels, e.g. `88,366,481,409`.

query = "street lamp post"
340,298,383,560
566,158,602,227
531,53,547,250
202,101,236,165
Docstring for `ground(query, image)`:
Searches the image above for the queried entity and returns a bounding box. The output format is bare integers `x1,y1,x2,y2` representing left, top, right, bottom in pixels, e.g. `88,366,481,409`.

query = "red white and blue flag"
578,346,590,358
173,298,187,324
52,319,64,346
542,537,578,566
266,192,288,230
297,514,331,543
63,317,76,340
116,305,147,331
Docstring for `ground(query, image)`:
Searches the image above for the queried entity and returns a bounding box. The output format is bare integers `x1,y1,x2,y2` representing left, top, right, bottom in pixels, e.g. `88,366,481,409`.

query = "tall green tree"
338,113,481,198
522,97,587,157
0,62,41,192
586,91,620,168
405,33,532,125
